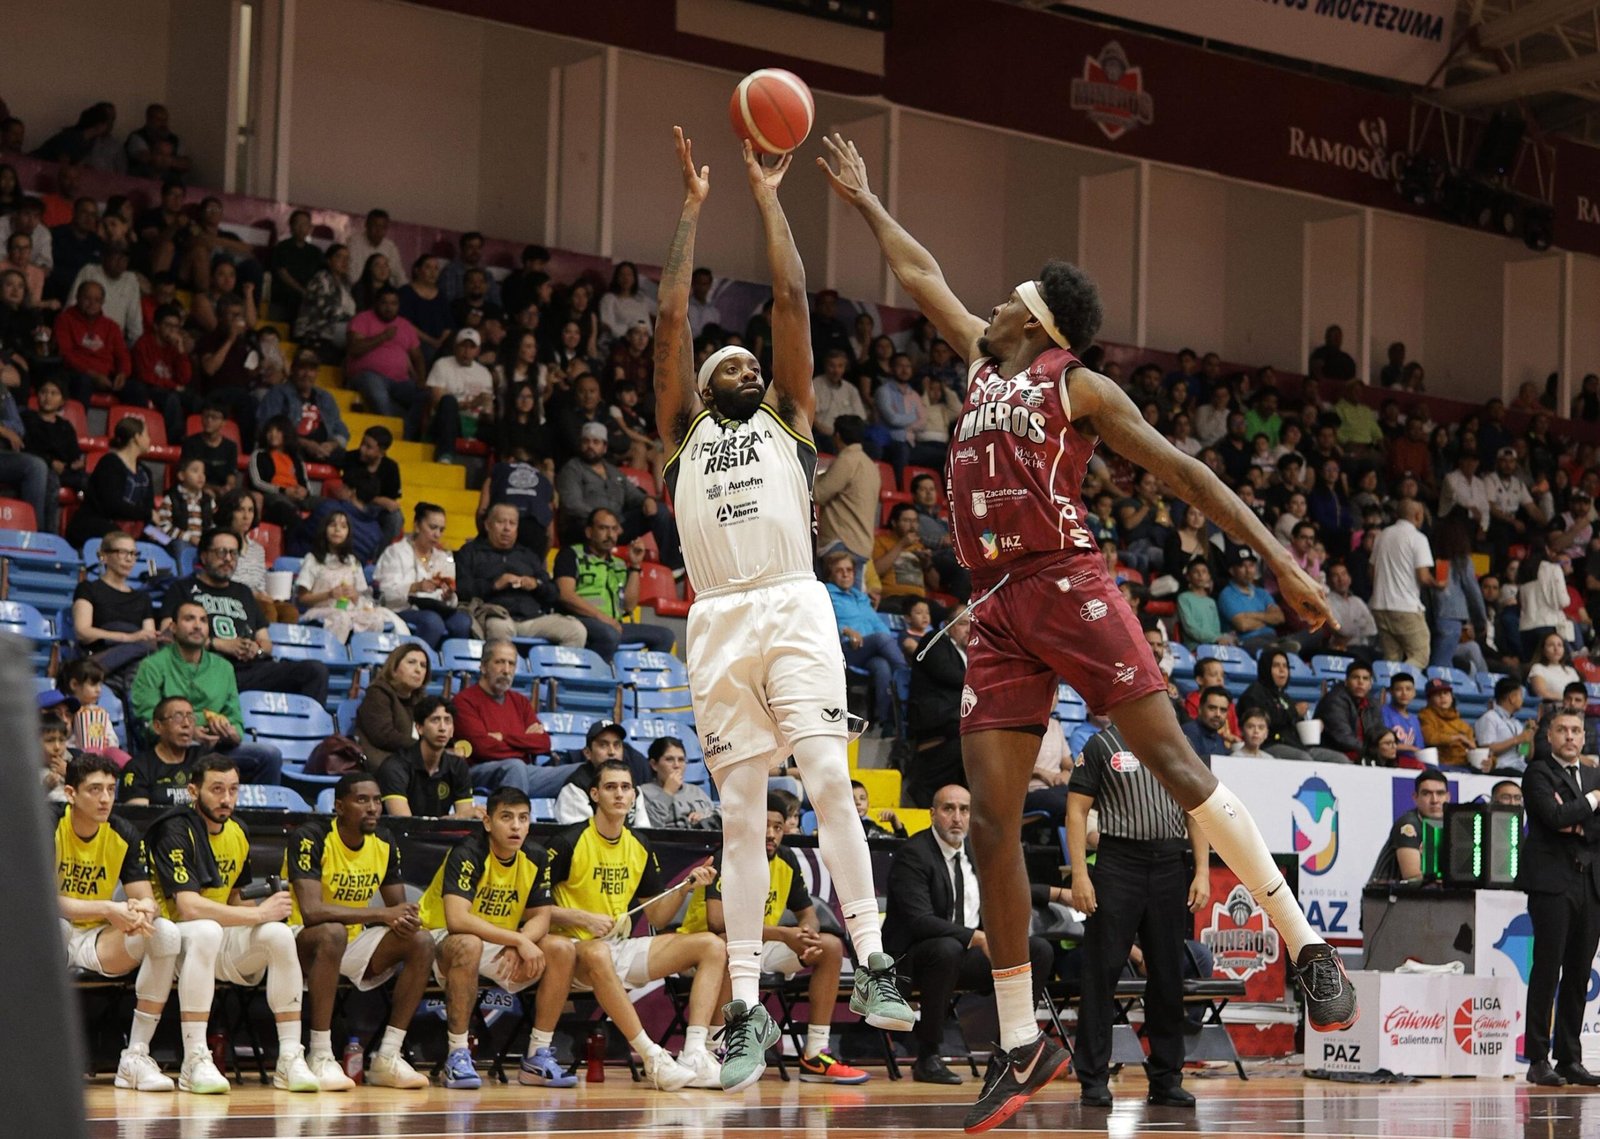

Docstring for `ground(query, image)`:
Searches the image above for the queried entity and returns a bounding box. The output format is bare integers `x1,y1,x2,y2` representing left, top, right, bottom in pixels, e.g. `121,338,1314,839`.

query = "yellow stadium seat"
897,808,931,836
402,461,466,491
851,768,901,810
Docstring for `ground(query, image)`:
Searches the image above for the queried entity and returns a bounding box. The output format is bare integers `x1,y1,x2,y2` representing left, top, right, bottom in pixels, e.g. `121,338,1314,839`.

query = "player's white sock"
129,1010,160,1051
181,1022,207,1054
379,1026,406,1059
804,1024,830,1059
791,736,883,959
277,1021,301,1054
177,920,222,1017
681,1025,708,1059
629,1031,661,1062
447,1032,470,1054
993,964,1038,1051
1190,781,1320,959
715,757,771,1007
308,1030,332,1058
528,1028,554,1053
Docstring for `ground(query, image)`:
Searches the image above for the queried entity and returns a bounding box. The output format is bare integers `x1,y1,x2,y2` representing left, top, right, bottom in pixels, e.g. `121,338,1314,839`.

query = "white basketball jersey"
664,404,819,595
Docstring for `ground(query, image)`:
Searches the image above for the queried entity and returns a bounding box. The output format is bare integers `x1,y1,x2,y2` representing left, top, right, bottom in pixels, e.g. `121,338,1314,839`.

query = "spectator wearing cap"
257,348,350,463
1419,678,1476,767
449,638,575,799
1439,449,1491,535
421,326,494,462
1369,499,1434,669
554,720,647,825
1474,676,1537,773
1485,445,1546,565
556,420,679,563
1215,547,1282,651
346,286,424,421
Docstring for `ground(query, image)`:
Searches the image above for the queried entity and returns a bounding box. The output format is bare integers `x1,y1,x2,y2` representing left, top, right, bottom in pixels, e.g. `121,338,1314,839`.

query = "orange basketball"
729,68,815,155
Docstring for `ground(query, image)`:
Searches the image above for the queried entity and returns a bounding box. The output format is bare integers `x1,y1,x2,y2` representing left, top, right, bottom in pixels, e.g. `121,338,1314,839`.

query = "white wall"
1222,184,1313,370
1421,225,1507,403
1303,214,1362,375
1503,257,1561,395
1079,167,1138,345
0,0,173,152
1572,255,1600,383
1370,213,1429,376
1146,167,1227,354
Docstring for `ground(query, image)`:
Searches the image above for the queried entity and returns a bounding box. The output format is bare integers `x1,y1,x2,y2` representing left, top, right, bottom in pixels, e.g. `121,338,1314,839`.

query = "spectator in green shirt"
1243,388,1282,446
1175,557,1233,649
1333,379,1385,449
551,507,676,662
129,599,282,784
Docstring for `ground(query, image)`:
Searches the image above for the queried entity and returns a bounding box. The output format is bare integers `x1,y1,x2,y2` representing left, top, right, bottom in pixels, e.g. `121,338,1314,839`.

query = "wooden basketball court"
84,1067,1591,1138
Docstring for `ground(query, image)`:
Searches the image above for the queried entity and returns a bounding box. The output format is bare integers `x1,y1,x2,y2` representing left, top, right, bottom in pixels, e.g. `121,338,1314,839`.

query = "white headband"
697,345,759,389
1016,281,1072,351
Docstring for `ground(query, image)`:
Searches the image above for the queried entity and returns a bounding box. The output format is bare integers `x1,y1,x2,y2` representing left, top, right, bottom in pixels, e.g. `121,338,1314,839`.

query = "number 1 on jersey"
985,442,995,478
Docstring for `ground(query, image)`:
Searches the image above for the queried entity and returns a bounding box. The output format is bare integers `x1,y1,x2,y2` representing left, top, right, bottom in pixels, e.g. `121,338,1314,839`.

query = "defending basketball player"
820,134,1357,1131
654,127,915,1091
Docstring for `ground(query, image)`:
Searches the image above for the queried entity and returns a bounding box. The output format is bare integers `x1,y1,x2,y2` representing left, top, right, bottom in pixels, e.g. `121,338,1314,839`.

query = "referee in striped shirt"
1066,724,1211,1109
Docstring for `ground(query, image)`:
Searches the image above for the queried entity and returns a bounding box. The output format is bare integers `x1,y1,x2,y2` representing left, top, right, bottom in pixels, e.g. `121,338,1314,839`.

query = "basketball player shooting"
819,134,1357,1131
653,128,916,1092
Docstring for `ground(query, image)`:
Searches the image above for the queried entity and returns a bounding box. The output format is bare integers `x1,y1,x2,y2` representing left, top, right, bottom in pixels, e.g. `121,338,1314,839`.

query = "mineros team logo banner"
1070,0,1453,87
1069,42,1154,141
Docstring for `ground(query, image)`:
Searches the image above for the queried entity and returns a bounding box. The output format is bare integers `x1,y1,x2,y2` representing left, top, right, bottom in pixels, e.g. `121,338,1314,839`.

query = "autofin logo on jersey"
1291,777,1339,876
1491,913,1535,984
1200,885,1281,982
1070,42,1153,142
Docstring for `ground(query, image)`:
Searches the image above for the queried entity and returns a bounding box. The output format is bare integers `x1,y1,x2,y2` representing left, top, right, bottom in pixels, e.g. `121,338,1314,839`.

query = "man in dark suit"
1521,709,1600,1087
885,783,1055,1084
905,611,970,808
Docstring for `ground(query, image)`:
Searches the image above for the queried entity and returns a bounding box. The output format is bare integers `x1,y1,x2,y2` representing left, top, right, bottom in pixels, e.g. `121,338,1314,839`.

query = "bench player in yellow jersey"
680,793,867,1085
418,787,579,1090
56,755,181,1092
542,758,724,1090
146,754,315,1094
287,772,434,1091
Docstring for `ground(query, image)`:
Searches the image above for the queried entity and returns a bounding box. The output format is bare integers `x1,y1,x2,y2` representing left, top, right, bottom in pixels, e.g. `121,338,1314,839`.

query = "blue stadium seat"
349,630,433,669
1311,654,1353,683
240,690,337,766
1370,660,1409,688
683,760,709,786
530,797,559,823
613,651,692,718
1285,654,1321,703
623,717,703,761
267,623,354,677
335,697,361,736
530,645,622,714
1196,644,1255,683
0,599,53,669
1168,642,1195,681
1055,684,1088,723
442,637,534,689
271,556,303,576
0,529,81,613
314,788,336,813
541,711,601,736
236,784,312,812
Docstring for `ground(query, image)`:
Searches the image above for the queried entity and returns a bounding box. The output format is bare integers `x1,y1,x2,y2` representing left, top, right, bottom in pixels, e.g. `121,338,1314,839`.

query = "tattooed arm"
653,127,708,451
742,140,815,431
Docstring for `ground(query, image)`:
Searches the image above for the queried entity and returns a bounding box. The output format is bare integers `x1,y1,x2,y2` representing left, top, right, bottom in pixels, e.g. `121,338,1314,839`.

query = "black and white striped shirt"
1067,725,1194,842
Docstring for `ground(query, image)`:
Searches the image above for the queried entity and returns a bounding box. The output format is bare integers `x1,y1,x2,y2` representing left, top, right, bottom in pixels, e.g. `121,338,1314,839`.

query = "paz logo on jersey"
979,531,1024,560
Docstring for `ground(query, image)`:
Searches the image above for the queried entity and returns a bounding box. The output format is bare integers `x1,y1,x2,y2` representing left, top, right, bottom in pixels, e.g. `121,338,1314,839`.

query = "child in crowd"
853,779,907,840
899,599,933,659
255,325,287,388
57,660,132,768
153,457,216,547
1232,709,1275,759
40,713,72,802
1183,658,1242,741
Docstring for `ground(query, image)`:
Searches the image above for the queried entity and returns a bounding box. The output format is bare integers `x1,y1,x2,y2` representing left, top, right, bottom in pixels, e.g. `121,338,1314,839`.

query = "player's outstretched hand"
817,134,873,203
742,137,792,195
1278,561,1337,633
673,126,709,204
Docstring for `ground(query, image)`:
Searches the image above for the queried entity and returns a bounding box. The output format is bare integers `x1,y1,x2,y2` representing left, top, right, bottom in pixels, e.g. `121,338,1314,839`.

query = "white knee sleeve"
178,920,223,1015
257,922,304,1015
791,736,883,960
714,758,771,1006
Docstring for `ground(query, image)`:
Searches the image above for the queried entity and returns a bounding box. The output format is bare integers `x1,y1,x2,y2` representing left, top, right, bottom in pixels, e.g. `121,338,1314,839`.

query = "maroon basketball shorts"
960,554,1165,735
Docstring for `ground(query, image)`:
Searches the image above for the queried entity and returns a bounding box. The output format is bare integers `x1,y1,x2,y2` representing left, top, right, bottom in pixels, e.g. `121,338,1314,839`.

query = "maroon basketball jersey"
946,347,1098,578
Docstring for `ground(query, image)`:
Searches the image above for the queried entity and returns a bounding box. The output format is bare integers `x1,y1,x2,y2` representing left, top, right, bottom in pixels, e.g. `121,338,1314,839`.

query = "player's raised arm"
818,133,987,361
654,127,709,450
742,139,814,426
1069,366,1336,632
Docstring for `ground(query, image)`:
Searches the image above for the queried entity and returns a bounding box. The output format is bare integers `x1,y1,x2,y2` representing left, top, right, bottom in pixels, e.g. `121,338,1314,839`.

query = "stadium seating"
530,645,622,715
0,529,81,613
1,600,55,670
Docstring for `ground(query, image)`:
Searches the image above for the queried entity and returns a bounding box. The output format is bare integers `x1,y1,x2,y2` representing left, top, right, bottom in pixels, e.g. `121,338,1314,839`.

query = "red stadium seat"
0,497,37,530
637,562,689,618
620,466,657,496
250,523,284,566
879,492,912,527
901,464,942,494
455,438,491,458
874,460,895,493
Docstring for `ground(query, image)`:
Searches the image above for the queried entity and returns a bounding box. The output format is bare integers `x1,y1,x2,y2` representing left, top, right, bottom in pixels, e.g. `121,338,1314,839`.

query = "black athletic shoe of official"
961,1034,1070,1133
1292,943,1359,1031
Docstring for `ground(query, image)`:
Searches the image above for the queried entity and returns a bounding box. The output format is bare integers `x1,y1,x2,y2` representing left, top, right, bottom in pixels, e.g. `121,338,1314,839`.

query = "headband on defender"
1016,281,1071,351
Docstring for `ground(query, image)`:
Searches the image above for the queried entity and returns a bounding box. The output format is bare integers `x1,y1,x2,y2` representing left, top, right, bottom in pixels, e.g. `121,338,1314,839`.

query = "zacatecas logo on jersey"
1070,42,1154,142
